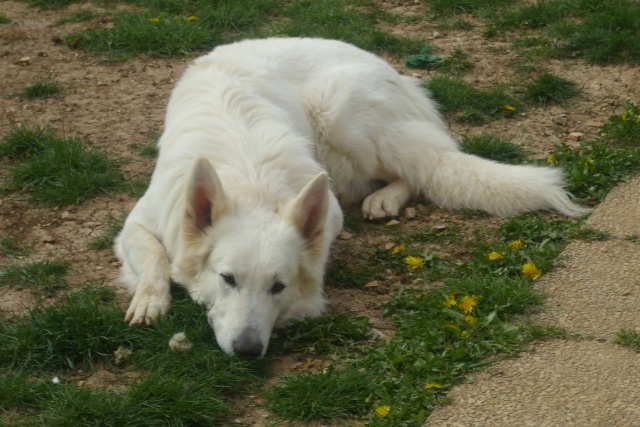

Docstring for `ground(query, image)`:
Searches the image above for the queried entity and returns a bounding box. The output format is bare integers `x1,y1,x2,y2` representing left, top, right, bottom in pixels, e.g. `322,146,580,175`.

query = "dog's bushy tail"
423,151,590,217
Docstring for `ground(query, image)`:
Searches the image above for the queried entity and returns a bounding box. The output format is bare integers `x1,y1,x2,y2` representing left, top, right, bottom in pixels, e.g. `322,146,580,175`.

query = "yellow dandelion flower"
458,295,478,314
622,112,628,120
392,243,406,255
405,255,424,270
425,382,443,390
487,251,503,261
445,344,453,352
547,154,555,164
149,17,161,23
504,104,516,111
461,330,469,339
184,15,198,22
637,114,640,121
443,293,457,308
462,315,477,325
375,405,391,417
509,239,523,249
522,262,542,279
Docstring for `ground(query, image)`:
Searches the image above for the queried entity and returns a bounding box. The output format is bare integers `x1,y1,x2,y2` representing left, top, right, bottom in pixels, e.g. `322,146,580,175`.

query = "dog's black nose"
232,330,264,357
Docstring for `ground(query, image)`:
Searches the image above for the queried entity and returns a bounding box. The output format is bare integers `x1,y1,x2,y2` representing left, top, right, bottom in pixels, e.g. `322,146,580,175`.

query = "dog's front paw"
125,288,171,326
362,193,401,219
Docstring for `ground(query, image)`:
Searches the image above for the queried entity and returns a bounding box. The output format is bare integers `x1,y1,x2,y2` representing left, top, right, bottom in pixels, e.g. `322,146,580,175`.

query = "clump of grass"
438,48,474,75
0,286,136,370
266,366,376,423
66,11,224,59
279,313,371,354
426,76,520,123
0,231,28,257
15,80,63,100
0,13,11,24
139,142,159,157
491,0,640,65
88,215,125,250
547,140,640,204
523,72,580,106
600,100,640,146
1,125,126,206
437,18,474,31
571,226,611,241
616,329,640,351
0,260,69,297
460,133,527,164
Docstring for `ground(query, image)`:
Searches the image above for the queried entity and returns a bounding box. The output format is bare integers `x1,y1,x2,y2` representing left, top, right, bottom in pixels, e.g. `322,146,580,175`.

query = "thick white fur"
114,38,588,356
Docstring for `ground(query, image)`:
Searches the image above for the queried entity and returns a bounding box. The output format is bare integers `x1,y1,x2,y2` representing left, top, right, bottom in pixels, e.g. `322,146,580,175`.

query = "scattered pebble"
405,207,416,219
52,376,60,384
113,346,132,365
386,219,400,226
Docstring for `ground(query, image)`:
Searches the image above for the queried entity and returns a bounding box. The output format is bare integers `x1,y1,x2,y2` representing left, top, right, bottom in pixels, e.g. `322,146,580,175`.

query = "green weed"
1,125,126,206
624,234,640,244
523,72,580,106
0,260,69,297
438,48,474,75
0,13,11,24
139,142,159,157
547,140,640,204
15,80,63,99
600,100,640,146
15,0,84,9
460,133,527,164
426,76,520,123
571,226,611,241
615,329,640,351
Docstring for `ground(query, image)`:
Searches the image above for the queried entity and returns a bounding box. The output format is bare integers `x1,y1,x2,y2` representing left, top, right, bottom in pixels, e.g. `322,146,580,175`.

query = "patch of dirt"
1,1,640,426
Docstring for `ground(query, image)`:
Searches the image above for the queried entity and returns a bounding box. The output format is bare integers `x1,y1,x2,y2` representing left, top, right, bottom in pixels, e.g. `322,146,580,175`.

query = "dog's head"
172,158,330,356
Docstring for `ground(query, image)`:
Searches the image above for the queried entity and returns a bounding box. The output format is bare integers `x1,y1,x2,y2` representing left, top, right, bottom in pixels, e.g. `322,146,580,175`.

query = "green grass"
437,48,474,75
523,72,580,106
279,313,371,354
88,215,125,250
426,76,520,123
0,285,266,425
266,366,376,422
615,329,640,351
547,140,640,204
139,142,159,157
0,13,11,24
490,0,640,65
1,125,127,206
15,80,63,99
0,231,28,257
571,226,611,241
0,260,70,297
600,100,640,146
63,0,422,59
460,133,527,164
15,0,84,9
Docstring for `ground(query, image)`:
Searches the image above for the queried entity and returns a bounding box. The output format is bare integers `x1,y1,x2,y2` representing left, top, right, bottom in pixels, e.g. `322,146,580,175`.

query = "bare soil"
1,1,639,425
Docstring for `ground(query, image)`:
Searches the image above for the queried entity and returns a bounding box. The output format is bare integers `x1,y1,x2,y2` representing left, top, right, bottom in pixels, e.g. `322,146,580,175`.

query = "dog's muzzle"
232,328,264,357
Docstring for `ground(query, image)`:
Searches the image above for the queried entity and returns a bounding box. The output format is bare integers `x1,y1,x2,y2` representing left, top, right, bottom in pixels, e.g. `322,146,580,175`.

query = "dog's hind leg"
115,221,171,325
362,178,412,219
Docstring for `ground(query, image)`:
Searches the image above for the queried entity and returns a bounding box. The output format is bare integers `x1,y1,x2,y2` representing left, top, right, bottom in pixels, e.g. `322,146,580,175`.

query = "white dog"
114,38,588,357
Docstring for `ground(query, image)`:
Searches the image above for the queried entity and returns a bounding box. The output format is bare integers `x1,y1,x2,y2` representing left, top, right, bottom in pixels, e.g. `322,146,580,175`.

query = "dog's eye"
270,282,286,295
220,274,236,287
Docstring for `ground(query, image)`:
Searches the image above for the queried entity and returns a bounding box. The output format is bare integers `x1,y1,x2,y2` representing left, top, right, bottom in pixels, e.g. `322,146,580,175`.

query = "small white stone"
52,376,60,384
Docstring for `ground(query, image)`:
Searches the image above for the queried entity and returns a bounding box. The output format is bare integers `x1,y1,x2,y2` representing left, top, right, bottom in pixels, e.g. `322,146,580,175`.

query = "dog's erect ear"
289,172,329,241
185,158,227,234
